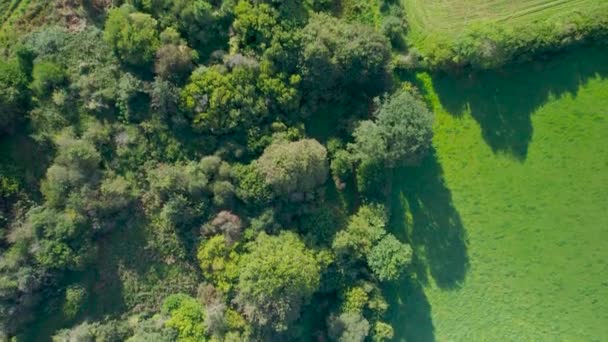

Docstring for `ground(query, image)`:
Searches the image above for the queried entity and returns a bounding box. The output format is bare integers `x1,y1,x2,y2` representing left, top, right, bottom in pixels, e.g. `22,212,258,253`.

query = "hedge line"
416,8,608,70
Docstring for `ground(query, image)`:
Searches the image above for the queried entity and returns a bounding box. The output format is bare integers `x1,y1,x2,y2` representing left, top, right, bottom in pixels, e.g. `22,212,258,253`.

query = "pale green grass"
388,45,608,340
404,0,608,49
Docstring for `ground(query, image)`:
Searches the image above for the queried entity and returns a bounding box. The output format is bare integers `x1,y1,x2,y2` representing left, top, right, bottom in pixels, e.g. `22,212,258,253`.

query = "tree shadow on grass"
384,275,434,342
395,150,469,289
432,44,608,160
385,150,469,341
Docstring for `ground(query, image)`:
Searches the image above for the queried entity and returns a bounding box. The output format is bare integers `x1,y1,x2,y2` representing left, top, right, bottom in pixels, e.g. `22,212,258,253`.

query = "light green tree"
367,234,413,281
235,232,321,331
104,4,160,65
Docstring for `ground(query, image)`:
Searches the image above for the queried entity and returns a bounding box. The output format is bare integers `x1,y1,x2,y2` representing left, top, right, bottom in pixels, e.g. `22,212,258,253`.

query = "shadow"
20,216,171,340
383,275,434,342
392,150,469,289
385,150,469,341
431,44,608,160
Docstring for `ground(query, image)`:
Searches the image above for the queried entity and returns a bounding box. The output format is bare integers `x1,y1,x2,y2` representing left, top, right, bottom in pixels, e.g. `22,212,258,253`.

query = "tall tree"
104,4,160,66
256,139,328,197
235,232,321,332
351,90,434,167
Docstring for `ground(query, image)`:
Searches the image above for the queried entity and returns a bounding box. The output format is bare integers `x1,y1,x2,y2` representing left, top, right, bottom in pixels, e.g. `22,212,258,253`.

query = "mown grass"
405,0,608,49
387,45,608,340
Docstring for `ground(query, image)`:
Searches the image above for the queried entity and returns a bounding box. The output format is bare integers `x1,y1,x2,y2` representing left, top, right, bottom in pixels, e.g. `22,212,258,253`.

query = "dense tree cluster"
0,0,435,340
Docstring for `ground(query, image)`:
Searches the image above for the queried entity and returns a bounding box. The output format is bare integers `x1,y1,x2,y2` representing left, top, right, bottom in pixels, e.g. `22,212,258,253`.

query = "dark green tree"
300,14,391,102
351,90,434,167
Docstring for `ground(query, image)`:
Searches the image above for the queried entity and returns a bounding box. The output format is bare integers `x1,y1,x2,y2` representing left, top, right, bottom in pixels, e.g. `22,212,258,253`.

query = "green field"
404,0,608,49
386,45,608,340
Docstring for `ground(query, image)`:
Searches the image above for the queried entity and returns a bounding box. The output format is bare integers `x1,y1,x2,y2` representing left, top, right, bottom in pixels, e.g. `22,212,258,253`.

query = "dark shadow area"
21,217,164,341
394,150,469,289
383,275,435,342
385,150,469,341
432,44,608,160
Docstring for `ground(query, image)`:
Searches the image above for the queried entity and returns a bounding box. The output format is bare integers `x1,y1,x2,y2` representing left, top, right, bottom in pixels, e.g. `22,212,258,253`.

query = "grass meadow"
404,0,608,52
386,45,608,340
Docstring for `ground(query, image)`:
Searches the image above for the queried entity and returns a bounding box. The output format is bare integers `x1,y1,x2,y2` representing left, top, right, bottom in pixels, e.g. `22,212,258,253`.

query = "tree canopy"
256,138,328,197
351,90,434,167
235,232,321,332
104,5,160,66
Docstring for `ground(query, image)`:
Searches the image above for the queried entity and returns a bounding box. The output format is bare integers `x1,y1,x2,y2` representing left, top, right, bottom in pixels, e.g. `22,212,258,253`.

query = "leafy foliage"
181,64,267,134
104,5,160,66
351,90,434,167
256,139,328,197
367,235,413,281
300,13,391,102
163,294,207,342
235,232,321,331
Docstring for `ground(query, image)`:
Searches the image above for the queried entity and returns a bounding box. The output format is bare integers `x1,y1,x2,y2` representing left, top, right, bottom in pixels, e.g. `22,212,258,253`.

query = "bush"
355,159,388,200
0,58,29,131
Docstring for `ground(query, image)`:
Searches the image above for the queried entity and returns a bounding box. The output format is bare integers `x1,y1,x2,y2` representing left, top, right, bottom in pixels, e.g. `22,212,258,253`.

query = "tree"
300,14,391,101
372,321,394,341
162,294,207,342
367,234,413,281
233,163,274,207
0,58,30,132
144,0,215,51
197,235,240,293
328,312,370,342
350,90,434,167
332,205,387,261
41,135,102,208
256,139,328,197
104,4,160,66
232,1,279,52
155,28,196,82
202,211,243,244
181,65,267,134
235,232,320,332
